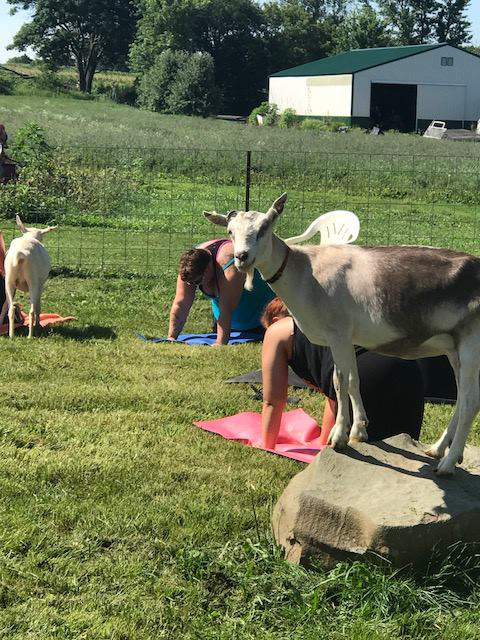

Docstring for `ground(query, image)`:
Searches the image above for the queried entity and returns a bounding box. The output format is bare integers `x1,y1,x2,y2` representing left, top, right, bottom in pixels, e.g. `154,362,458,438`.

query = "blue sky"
0,0,479,64
0,0,33,63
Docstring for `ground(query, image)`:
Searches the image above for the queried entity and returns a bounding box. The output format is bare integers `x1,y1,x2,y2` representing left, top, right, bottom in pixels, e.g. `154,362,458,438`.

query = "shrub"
300,118,325,131
137,50,219,116
1,125,66,224
137,50,189,112
278,108,299,129
300,118,343,132
322,118,343,132
248,102,278,126
0,72,15,95
11,122,51,166
166,52,219,117
34,68,70,94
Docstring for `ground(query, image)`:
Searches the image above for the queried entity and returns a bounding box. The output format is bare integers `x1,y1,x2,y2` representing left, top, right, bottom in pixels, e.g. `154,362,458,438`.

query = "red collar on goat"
265,244,290,284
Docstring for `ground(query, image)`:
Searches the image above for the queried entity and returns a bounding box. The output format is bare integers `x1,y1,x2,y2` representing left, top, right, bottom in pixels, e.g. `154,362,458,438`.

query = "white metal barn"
268,43,480,132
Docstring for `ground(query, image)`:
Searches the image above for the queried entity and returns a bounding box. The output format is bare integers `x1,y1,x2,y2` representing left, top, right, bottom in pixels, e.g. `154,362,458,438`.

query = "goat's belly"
15,280,28,292
372,333,455,359
351,319,400,350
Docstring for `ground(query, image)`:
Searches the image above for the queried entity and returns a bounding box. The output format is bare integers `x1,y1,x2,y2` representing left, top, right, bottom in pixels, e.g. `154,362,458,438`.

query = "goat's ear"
15,215,27,233
41,225,58,235
266,192,288,223
204,211,228,227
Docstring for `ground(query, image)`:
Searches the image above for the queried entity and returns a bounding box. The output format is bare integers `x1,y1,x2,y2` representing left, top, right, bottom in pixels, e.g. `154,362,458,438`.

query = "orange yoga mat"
0,311,76,335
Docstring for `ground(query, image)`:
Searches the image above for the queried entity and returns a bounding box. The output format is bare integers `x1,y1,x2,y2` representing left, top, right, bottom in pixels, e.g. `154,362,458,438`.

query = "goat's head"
204,193,287,288
16,215,58,243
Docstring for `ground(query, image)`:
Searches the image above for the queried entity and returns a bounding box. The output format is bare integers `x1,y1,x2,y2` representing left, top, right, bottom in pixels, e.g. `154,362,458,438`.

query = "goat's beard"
244,267,255,291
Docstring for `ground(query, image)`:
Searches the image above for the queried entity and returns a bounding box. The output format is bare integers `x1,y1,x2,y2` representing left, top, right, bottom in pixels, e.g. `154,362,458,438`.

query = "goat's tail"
12,252,25,268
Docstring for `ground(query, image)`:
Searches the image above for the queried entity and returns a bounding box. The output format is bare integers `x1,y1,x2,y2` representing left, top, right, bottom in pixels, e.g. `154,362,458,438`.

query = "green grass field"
1,93,480,638
1,91,479,258
0,270,480,639
2,92,480,155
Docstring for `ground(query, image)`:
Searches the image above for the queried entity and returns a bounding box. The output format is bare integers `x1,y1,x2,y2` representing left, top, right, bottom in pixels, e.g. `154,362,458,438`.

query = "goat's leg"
436,337,480,475
0,298,8,325
426,407,460,462
28,303,35,338
34,296,41,329
346,356,369,443
6,281,16,339
28,285,41,338
328,364,350,449
327,341,368,449
425,351,460,460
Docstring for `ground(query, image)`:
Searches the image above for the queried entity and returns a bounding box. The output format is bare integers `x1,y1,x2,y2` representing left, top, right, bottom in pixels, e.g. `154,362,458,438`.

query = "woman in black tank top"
260,298,456,450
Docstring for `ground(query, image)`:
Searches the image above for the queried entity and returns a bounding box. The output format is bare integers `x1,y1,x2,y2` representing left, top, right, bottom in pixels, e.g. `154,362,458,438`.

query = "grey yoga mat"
226,367,309,389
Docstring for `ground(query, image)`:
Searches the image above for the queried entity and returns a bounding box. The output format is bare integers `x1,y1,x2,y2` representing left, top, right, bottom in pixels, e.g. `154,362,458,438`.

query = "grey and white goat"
205,193,480,476
0,215,57,338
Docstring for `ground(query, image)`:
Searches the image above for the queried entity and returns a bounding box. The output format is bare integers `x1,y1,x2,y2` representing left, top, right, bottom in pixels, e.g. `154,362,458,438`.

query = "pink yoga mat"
194,408,328,463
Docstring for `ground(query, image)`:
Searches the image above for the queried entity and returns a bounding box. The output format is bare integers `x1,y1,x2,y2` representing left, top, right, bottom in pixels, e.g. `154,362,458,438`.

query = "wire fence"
1,146,479,274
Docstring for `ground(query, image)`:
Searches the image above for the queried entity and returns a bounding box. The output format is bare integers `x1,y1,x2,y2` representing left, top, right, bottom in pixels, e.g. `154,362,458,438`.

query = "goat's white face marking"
227,211,272,272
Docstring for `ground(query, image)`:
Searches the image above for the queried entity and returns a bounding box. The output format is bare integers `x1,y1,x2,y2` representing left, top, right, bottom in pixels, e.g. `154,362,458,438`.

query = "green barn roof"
270,43,446,77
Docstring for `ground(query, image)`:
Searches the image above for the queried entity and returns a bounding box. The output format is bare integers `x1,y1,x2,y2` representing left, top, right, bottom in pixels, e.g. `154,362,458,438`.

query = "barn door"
370,83,418,132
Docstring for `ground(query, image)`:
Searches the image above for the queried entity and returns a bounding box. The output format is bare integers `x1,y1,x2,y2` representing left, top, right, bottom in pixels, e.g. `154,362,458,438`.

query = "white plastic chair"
285,210,360,246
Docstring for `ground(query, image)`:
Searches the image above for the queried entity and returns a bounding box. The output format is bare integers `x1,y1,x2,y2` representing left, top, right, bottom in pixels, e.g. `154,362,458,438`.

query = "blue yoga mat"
136,331,263,346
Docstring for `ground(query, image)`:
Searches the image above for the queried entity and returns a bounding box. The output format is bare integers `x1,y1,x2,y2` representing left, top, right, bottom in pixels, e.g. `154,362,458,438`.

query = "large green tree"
131,0,267,114
375,0,436,44
262,0,348,73
7,0,137,93
435,0,471,44
375,0,471,45
334,2,393,53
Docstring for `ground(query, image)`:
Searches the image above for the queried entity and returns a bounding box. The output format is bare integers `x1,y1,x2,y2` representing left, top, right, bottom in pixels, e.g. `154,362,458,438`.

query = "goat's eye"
228,230,232,236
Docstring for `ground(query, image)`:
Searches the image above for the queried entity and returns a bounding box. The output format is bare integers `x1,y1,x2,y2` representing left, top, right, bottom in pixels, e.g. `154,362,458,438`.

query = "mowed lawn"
1,91,480,637
0,270,480,639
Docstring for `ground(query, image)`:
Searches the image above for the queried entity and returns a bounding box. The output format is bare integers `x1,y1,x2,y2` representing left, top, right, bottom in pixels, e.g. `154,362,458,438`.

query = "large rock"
272,434,480,568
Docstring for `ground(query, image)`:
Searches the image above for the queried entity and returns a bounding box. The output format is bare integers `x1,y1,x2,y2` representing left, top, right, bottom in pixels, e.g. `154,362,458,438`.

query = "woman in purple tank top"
167,238,274,345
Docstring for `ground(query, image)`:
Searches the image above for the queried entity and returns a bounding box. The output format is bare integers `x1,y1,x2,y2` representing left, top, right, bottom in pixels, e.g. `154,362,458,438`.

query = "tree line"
6,0,474,115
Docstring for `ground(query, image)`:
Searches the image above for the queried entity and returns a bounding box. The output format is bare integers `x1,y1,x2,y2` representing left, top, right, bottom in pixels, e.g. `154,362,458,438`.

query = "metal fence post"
245,150,251,211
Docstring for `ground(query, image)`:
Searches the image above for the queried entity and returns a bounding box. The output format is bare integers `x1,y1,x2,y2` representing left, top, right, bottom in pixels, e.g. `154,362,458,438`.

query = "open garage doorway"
370,83,417,132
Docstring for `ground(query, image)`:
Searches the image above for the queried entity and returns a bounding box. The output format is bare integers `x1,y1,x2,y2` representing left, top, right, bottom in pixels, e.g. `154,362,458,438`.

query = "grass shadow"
50,324,117,341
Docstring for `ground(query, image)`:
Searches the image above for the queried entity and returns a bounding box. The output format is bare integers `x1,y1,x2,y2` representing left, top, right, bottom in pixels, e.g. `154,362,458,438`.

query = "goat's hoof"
328,433,349,450
424,446,443,460
434,456,456,476
330,440,348,450
349,435,368,444
349,426,368,444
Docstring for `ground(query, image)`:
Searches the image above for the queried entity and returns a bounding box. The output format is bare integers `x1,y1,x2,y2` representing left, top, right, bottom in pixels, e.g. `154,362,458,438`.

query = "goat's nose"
235,251,249,263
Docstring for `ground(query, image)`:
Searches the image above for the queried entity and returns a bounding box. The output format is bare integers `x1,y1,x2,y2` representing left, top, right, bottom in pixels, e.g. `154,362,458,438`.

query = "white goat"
205,193,480,476
0,216,57,338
